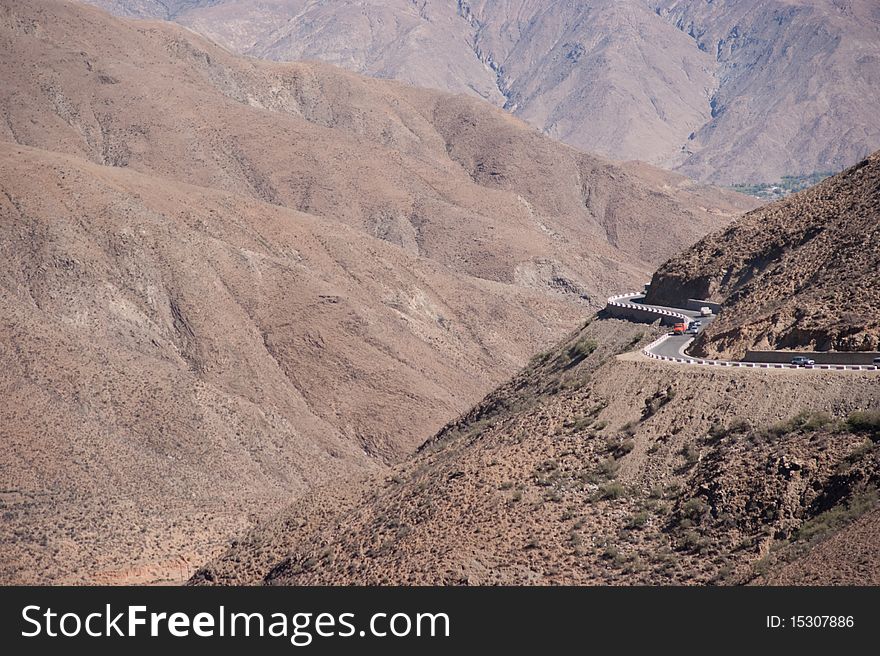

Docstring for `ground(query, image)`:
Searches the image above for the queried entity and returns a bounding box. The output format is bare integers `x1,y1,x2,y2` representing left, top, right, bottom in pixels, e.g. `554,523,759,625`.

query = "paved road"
607,293,878,372
627,297,713,359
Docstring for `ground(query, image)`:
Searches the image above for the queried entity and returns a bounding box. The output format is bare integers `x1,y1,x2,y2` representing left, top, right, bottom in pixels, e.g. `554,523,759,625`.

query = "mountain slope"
192,316,880,585
83,0,880,182
646,151,880,358
1,141,591,583
2,0,752,282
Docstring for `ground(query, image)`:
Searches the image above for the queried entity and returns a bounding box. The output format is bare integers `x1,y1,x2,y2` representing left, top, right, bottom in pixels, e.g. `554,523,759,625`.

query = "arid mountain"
1,142,587,583
192,316,880,585
76,0,219,19
654,0,880,183
647,151,880,358
83,0,880,183
0,0,751,583
2,0,753,280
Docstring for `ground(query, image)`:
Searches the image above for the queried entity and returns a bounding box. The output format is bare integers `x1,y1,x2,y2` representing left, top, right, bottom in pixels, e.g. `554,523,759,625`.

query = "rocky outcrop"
646,152,880,358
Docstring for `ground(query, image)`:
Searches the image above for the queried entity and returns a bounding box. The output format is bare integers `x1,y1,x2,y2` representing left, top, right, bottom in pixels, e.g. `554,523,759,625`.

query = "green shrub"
793,488,878,544
846,410,880,438
764,410,833,438
707,419,749,442
802,411,834,431
598,482,626,500
606,437,635,458
681,497,709,522
680,443,700,466
567,338,598,360
625,511,649,530
601,544,620,561
576,417,595,432
648,485,665,500
616,439,636,457
837,440,875,472
595,457,621,480
728,418,751,434
679,529,711,553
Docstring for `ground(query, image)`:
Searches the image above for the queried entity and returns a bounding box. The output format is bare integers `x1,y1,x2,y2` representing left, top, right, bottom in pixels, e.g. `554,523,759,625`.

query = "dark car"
873,357,880,365
791,356,816,367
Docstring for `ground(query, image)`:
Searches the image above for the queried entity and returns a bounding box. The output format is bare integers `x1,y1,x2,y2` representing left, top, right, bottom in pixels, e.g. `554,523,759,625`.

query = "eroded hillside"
1,143,588,583
2,0,753,282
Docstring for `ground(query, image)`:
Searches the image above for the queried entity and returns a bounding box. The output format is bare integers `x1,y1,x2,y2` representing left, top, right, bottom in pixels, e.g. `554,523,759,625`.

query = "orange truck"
673,322,688,335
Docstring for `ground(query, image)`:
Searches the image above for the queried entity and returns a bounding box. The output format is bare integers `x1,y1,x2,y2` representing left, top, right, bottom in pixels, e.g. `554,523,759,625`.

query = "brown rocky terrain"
84,0,880,183
647,151,880,359
192,316,880,585
0,142,580,583
0,0,753,584
756,506,880,585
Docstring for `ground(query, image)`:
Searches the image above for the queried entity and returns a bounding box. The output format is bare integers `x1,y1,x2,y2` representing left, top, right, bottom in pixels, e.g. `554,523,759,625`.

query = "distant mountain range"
84,0,880,183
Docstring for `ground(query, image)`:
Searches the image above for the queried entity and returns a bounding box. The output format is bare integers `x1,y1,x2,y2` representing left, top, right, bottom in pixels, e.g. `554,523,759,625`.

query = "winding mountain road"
607,294,879,372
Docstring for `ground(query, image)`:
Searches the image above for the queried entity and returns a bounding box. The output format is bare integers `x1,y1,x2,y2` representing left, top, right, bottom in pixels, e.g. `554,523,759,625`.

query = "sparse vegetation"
596,457,621,481
680,498,709,523
708,418,751,442
566,416,593,432
598,482,626,500
680,443,700,467
793,488,879,545
837,440,875,472
605,436,635,458
763,410,834,439
641,387,676,420
678,529,711,554
846,410,880,438
625,511,649,530
728,171,833,200
564,338,598,364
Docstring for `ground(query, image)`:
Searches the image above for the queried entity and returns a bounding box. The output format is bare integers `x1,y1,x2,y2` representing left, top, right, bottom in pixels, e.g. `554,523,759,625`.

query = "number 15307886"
767,615,854,629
